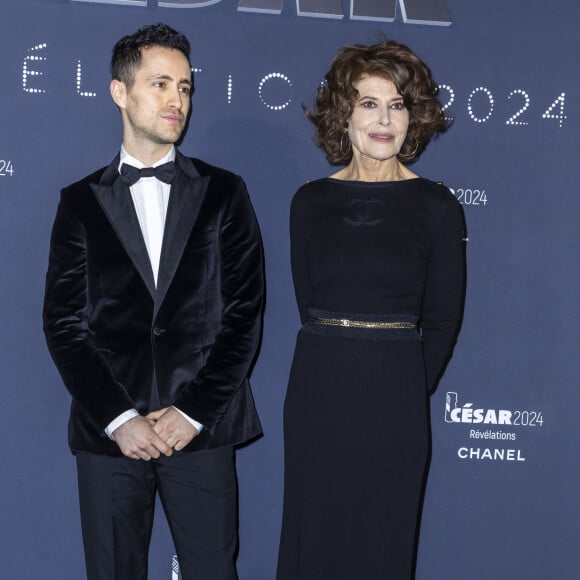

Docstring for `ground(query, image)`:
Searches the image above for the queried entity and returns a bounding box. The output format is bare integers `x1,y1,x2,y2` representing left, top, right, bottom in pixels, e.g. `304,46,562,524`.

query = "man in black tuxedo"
43,23,263,580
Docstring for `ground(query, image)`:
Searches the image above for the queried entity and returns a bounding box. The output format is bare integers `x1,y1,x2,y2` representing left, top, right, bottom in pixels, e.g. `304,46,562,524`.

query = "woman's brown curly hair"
306,40,446,165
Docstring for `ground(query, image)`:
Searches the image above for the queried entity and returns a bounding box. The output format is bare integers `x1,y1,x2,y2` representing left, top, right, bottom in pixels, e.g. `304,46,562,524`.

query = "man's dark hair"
111,23,191,87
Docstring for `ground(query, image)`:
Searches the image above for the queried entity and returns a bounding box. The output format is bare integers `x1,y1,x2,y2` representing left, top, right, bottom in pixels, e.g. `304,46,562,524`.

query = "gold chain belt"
309,317,416,330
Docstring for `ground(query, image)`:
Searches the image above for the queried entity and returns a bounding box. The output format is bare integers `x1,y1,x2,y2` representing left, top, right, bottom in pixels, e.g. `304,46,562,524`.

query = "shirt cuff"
105,409,140,440
172,406,204,432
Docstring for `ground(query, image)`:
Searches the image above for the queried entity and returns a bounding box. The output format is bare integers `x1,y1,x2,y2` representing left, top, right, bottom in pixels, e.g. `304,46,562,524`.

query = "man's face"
112,45,192,157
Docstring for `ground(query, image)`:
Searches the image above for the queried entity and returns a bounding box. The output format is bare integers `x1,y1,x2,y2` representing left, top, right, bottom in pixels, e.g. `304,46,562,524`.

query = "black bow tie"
120,161,176,186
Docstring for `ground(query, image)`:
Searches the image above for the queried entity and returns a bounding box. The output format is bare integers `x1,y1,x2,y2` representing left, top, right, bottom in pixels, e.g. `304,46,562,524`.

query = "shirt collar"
119,146,176,171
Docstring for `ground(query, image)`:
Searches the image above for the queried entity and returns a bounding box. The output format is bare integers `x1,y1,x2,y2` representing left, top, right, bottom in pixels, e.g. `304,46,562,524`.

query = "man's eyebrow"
146,73,192,85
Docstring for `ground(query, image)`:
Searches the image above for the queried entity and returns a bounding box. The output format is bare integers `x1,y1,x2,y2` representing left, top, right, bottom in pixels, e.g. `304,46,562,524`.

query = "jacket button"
153,327,164,337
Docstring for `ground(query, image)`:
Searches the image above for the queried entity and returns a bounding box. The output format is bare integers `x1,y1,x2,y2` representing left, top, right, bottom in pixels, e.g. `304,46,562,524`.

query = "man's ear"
110,79,127,109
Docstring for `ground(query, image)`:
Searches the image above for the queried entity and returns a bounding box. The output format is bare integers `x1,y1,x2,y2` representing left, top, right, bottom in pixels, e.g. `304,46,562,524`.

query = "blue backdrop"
1,1,579,578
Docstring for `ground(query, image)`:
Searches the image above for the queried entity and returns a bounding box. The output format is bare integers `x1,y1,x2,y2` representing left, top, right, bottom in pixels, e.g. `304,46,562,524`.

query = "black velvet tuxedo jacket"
43,151,264,456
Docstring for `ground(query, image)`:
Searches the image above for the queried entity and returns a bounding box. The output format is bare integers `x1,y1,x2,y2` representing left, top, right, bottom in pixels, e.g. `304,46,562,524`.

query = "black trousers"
76,446,238,580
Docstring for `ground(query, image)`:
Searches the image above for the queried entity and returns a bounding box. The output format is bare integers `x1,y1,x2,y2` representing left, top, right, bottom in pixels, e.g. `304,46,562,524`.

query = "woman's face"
346,75,410,164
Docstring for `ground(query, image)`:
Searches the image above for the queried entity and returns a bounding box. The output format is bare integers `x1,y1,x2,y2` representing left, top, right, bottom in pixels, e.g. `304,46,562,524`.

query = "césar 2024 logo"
445,392,544,428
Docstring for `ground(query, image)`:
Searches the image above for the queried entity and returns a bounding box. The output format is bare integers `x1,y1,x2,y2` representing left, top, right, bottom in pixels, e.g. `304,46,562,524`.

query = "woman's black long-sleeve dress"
276,177,466,580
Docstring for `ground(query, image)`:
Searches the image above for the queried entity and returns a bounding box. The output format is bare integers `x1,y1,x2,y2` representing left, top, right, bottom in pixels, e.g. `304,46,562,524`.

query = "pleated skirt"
277,312,430,580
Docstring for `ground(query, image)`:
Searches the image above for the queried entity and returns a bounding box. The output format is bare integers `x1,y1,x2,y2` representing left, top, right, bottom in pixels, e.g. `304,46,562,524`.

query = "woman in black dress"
276,41,466,579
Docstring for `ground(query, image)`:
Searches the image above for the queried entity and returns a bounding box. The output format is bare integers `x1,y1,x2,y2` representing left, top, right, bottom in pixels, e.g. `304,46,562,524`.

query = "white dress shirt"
104,146,203,439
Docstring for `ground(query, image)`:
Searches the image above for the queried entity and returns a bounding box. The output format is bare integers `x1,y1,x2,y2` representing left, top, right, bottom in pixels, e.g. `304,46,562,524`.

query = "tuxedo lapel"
90,156,157,298
154,153,209,318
